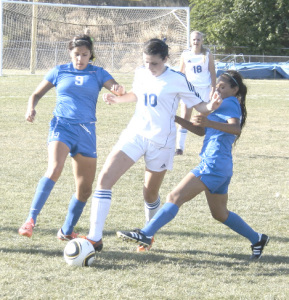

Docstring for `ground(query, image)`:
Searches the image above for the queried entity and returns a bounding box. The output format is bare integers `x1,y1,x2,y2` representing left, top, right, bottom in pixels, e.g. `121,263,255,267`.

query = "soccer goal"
0,0,190,75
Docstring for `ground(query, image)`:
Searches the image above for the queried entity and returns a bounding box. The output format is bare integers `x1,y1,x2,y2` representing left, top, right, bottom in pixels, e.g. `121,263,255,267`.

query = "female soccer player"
82,38,222,252
18,34,124,240
176,31,216,155
117,70,269,260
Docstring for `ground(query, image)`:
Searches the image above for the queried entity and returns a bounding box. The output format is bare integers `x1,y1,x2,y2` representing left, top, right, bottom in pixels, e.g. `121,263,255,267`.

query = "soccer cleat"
18,218,35,238
137,236,155,252
57,229,79,241
79,236,103,252
250,234,270,260
175,149,183,155
116,229,152,248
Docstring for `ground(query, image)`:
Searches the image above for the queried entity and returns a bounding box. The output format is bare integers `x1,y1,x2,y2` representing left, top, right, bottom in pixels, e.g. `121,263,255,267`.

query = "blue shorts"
48,117,97,158
191,160,231,194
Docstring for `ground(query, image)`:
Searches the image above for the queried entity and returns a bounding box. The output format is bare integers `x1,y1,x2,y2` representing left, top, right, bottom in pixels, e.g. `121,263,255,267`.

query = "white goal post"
0,0,190,76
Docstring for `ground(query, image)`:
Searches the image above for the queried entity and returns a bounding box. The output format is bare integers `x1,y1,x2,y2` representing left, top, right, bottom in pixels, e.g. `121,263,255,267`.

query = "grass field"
0,74,289,299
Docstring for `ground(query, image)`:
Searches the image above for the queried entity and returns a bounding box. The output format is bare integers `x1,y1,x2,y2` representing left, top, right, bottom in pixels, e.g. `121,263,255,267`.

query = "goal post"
0,0,190,76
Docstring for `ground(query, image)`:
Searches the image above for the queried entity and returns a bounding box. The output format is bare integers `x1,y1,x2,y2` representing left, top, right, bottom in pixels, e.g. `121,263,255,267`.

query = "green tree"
189,0,289,55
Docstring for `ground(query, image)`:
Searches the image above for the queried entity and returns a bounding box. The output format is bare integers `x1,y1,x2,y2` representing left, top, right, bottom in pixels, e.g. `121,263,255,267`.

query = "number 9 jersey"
125,66,203,148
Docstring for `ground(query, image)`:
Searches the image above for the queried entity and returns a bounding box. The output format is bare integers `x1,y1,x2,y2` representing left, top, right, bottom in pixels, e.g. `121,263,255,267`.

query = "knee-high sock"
141,202,179,237
27,176,55,224
144,196,161,225
176,128,188,151
223,211,260,244
61,195,86,235
87,189,112,242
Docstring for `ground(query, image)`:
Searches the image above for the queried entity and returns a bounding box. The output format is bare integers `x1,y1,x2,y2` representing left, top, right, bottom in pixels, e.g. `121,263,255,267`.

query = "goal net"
1,0,190,75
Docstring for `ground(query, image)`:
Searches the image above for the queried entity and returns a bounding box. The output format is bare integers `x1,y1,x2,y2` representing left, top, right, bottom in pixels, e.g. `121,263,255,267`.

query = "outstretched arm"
194,91,222,115
175,115,205,136
103,91,137,105
25,79,54,123
103,79,126,96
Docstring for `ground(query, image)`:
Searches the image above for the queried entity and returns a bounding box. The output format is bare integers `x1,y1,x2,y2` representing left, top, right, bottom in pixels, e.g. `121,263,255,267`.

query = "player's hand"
103,93,117,105
110,84,126,96
25,109,36,123
191,114,209,127
207,91,222,111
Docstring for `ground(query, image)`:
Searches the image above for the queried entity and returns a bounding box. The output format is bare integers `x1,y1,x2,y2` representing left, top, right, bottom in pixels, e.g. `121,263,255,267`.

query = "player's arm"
103,79,126,96
208,51,216,99
175,115,205,136
103,91,137,105
194,91,222,115
179,54,185,74
26,79,54,123
191,115,241,135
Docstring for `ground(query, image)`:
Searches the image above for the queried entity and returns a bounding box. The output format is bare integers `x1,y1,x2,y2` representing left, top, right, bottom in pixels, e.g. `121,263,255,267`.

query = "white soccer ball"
64,238,95,267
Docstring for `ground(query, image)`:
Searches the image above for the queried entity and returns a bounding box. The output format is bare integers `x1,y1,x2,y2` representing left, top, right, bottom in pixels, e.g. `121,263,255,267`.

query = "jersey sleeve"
98,67,114,87
44,66,59,86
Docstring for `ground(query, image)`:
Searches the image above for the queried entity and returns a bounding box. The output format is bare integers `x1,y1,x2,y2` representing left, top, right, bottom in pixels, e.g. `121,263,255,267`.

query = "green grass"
0,75,289,299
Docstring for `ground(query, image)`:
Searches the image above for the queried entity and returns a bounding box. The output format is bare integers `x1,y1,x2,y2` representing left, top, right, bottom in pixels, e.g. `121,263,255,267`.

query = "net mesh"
2,1,189,74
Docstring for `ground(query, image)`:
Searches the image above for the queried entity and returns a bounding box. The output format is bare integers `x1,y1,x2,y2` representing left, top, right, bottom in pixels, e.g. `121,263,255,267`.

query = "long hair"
68,34,95,61
220,70,247,141
190,31,208,62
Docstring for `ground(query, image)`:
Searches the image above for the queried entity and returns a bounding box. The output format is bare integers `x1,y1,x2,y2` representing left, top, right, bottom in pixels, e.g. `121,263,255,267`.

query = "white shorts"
113,132,174,172
181,85,211,104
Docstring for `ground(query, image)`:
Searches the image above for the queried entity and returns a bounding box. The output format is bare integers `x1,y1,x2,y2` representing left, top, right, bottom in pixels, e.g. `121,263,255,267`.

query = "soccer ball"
64,238,95,267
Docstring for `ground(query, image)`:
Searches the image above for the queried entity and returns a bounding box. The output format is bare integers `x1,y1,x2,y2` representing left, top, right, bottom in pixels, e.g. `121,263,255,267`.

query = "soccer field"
0,75,289,299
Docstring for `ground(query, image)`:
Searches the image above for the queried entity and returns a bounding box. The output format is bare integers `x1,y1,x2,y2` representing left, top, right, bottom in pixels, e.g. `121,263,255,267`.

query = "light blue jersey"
45,62,113,123
192,96,241,193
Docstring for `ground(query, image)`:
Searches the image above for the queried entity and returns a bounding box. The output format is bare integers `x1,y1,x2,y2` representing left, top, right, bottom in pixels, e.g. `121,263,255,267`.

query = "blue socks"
141,202,179,237
61,195,86,235
28,177,55,224
223,211,259,244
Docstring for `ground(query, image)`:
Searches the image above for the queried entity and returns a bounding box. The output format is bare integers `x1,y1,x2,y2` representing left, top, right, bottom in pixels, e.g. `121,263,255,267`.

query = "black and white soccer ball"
64,238,95,267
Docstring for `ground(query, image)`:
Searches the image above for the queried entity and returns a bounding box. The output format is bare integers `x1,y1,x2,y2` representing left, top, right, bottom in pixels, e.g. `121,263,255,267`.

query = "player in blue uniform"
117,70,270,260
18,34,124,240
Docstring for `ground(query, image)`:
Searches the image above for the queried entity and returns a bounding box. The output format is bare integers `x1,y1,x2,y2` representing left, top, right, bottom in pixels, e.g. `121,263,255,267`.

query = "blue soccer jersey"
198,96,241,177
45,62,113,123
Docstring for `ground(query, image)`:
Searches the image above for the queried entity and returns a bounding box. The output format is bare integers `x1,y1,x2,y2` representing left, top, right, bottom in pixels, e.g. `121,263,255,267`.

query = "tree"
189,0,289,55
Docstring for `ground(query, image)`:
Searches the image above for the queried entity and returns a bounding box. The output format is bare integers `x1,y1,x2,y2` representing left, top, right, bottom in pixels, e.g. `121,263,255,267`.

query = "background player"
117,70,269,260
176,31,216,155
81,38,222,252
18,34,124,240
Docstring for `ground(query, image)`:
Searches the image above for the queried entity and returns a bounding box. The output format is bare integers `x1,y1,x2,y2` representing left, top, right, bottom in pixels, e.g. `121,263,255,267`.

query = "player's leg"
205,190,269,259
117,173,207,246
87,149,135,246
58,154,96,239
175,102,193,155
19,141,69,237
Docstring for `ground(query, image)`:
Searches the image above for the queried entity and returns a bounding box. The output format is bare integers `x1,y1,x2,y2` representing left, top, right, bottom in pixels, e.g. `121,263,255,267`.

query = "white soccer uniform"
115,66,202,171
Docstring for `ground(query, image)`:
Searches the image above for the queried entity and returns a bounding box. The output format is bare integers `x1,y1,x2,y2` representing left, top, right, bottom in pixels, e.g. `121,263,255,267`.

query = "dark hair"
68,34,94,60
220,70,247,140
143,38,169,60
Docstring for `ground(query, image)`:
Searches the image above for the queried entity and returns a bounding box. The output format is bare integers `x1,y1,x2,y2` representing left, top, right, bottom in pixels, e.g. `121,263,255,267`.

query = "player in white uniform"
176,31,216,155
81,38,222,252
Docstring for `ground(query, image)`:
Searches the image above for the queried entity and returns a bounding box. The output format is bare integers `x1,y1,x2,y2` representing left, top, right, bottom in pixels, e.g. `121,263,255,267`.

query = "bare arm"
175,115,205,136
103,91,137,105
103,78,126,96
191,114,241,135
208,52,216,98
26,80,54,123
179,54,185,74
194,91,222,115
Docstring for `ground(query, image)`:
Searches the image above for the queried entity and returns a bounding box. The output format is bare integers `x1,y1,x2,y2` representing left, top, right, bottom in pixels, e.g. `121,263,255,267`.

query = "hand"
25,109,36,123
207,91,222,111
191,114,209,127
103,93,117,105
110,84,126,96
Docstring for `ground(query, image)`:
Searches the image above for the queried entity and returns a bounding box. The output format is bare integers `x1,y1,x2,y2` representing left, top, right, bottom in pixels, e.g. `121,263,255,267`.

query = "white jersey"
182,50,211,87
124,66,202,148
